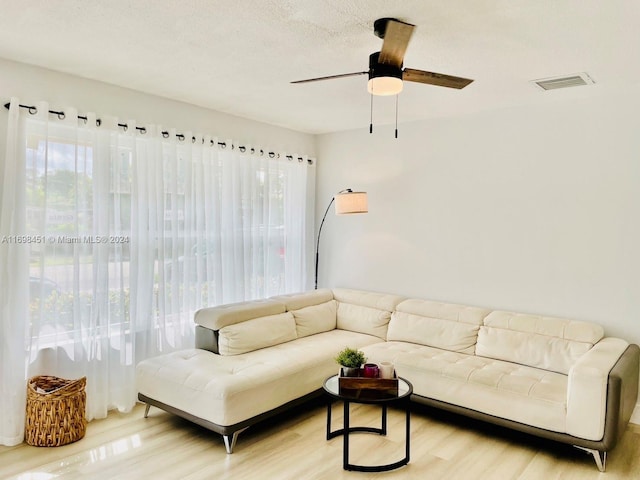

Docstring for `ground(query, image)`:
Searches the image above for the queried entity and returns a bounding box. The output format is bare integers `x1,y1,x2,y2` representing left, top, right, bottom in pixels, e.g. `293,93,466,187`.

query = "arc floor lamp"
314,189,368,289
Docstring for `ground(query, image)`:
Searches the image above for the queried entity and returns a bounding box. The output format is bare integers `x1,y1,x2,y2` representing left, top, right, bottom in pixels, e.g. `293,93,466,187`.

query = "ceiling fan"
291,17,474,96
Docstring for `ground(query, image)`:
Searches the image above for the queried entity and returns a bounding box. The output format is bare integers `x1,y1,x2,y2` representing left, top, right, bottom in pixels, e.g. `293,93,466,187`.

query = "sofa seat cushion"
136,329,383,427
362,341,568,433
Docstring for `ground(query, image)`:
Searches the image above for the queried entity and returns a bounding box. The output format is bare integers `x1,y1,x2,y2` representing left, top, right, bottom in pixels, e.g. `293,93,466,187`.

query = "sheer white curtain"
0,99,312,446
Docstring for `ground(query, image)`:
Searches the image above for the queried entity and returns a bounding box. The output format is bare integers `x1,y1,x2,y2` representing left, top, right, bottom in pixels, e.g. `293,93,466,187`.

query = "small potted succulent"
335,347,367,377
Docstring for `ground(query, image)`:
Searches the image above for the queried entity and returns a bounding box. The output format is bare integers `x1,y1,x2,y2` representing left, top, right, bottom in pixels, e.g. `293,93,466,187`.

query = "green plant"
334,347,367,368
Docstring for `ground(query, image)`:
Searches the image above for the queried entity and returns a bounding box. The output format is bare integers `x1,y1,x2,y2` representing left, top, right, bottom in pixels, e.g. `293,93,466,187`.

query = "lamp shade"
334,191,368,215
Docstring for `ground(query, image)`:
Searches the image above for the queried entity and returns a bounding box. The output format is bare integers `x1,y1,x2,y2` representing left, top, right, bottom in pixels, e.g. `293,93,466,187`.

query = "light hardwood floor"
1,400,639,480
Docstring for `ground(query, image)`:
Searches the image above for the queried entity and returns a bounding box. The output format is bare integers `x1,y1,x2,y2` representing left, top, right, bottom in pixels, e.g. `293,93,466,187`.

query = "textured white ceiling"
0,0,638,134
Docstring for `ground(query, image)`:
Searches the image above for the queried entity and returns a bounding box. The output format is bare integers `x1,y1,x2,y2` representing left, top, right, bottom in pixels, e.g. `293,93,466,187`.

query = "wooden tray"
338,375,399,400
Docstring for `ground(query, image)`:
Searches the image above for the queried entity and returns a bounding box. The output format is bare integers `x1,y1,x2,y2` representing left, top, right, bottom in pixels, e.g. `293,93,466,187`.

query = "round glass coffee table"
323,374,413,472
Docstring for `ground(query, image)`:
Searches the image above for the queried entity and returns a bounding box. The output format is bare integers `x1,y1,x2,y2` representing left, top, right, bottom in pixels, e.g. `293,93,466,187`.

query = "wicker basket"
25,375,87,447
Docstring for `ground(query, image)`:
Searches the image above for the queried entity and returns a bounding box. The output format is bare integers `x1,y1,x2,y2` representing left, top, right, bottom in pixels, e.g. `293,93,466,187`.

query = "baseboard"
630,402,640,425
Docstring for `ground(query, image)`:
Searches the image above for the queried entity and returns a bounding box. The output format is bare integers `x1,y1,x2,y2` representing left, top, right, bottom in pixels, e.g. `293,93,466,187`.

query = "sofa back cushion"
271,288,337,338
194,299,286,330
333,288,406,340
476,311,604,374
388,299,491,354
291,300,337,338
217,312,297,355
271,288,333,311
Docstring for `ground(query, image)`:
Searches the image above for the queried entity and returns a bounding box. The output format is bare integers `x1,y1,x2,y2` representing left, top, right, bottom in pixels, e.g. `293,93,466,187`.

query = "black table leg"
343,400,350,470
326,401,332,441
405,402,411,464
381,403,387,435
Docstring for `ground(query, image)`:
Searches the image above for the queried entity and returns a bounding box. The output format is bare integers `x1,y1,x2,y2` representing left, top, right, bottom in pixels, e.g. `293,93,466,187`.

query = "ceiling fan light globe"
367,76,403,96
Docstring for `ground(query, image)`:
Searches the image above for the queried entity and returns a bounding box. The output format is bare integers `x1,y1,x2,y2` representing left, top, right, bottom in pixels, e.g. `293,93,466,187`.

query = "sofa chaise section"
136,288,405,453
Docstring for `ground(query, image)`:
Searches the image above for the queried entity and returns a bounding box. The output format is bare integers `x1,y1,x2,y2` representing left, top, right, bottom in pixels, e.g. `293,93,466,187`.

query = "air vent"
532,73,595,91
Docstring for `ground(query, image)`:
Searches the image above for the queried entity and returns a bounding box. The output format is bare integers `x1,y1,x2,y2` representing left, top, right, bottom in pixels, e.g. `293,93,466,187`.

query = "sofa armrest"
195,325,219,354
566,337,629,440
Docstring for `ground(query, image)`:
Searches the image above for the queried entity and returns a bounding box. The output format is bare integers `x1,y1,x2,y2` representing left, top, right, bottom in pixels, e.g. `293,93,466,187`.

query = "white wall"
318,88,640,421
0,57,316,161
317,89,640,346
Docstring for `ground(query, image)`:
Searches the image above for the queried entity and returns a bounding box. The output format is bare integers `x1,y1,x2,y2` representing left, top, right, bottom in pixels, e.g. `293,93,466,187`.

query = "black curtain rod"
3,102,313,164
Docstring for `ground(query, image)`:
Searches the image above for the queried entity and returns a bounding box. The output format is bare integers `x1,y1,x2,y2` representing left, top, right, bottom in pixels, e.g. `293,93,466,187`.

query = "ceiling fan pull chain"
395,94,399,139
369,92,374,134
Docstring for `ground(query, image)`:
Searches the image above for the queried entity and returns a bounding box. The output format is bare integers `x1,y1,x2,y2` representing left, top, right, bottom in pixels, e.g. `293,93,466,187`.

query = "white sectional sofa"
135,288,639,471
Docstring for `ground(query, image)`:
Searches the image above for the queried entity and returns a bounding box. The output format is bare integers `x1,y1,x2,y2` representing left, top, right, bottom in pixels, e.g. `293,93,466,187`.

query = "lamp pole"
314,198,335,290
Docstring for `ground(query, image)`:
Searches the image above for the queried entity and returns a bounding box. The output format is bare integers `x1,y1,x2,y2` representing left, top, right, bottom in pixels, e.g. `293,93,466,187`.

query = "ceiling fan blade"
379,19,415,67
403,68,474,89
291,71,368,84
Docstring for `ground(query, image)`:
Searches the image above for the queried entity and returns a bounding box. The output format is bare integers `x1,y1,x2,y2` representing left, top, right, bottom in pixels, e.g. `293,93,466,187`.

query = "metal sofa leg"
591,449,607,472
143,403,151,418
574,446,606,472
223,427,249,454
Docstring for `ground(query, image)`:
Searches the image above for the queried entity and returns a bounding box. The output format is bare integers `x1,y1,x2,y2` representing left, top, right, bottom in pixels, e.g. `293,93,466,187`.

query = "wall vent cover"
532,73,595,91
